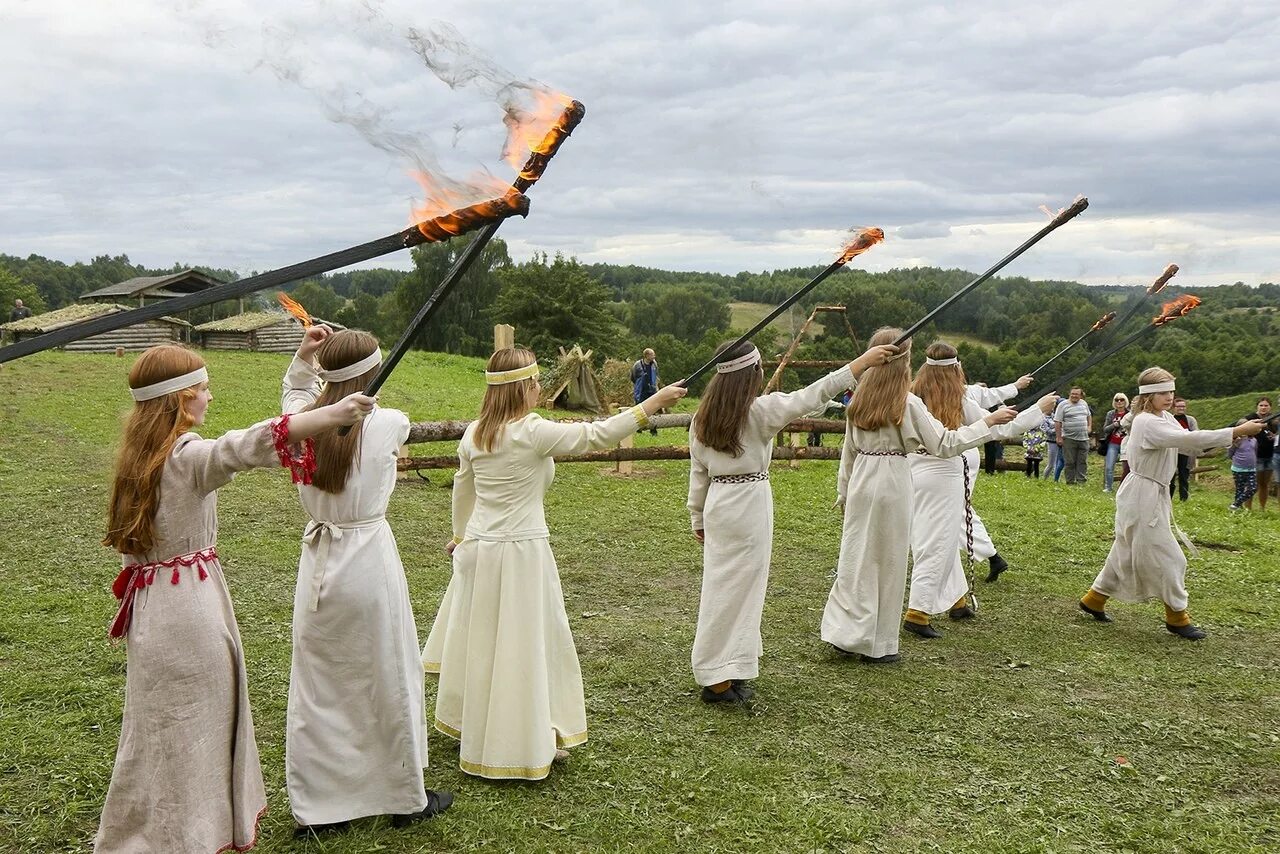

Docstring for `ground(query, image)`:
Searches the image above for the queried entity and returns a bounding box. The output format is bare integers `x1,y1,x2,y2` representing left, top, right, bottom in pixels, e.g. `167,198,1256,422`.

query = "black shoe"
828,642,858,658
1079,601,1112,623
985,553,1009,583
1165,622,1207,640
294,821,350,839
730,680,756,700
650,428,658,437
859,652,902,665
948,606,977,621
392,790,455,828
700,684,747,704
903,620,942,639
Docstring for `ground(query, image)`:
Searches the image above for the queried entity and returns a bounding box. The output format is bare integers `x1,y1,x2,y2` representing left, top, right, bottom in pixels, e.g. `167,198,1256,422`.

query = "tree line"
2,246,1276,401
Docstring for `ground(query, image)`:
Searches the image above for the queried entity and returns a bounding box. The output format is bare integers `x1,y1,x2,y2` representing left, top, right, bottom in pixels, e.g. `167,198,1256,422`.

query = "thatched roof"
79,269,225,301
1,303,190,333
193,312,344,333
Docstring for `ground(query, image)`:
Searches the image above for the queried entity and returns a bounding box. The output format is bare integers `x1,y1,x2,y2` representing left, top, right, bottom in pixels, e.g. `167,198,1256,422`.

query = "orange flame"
409,169,513,230
503,89,574,172
1153,294,1201,326
1090,310,1117,332
837,227,885,264
277,292,312,328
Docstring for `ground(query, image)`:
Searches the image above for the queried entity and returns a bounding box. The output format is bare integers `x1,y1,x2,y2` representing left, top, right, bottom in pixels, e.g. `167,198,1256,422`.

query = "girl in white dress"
281,327,452,836
820,328,1019,663
1079,367,1263,640
431,347,686,779
96,344,372,854
903,342,1057,638
687,339,897,703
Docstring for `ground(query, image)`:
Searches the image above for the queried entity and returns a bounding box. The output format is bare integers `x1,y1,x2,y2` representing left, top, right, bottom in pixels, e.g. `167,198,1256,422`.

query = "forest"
3,245,1277,402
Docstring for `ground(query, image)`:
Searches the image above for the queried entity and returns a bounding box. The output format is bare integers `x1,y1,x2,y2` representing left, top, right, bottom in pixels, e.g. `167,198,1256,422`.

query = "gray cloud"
0,0,1277,287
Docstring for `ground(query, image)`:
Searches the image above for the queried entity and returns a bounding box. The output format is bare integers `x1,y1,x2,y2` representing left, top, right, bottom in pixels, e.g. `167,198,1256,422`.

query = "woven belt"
860,450,907,457
710,472,769,483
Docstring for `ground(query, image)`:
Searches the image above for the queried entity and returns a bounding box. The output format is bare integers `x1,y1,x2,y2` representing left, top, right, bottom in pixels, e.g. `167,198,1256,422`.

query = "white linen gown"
963,382,1018,561
686,365,856,686
95,423,286,854
1090,411,1232,610
432,408,645,780
820,395,993,657
907,401,1045,614
281,358,428,826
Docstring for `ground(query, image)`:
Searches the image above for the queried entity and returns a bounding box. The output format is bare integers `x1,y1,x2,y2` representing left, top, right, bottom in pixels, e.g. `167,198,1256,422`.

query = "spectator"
1229,419,1258,511
1246,397,1276,510
1048,429,1064,481
1101,393,1129,492
9,298,32,322
630,348,660,436
1023,413,1051,478
1054,386,1092,484
1168,398,1198,501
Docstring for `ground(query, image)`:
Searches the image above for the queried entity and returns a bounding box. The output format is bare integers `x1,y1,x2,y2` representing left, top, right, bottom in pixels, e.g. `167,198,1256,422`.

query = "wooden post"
616,433,635,475
789,431,804,469
115,347,125,358
494,324,515,353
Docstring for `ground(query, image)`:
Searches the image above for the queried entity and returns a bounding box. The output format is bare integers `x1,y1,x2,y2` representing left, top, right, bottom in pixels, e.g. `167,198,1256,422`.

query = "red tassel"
198,564,208,581
171,566,180,585
111,567,133,600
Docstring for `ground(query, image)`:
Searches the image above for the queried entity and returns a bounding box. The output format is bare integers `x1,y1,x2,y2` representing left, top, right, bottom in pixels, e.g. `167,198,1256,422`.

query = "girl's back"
298,407,407,523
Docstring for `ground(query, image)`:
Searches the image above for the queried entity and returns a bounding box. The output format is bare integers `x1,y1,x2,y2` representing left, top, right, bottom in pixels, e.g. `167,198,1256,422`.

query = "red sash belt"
108,547,219,641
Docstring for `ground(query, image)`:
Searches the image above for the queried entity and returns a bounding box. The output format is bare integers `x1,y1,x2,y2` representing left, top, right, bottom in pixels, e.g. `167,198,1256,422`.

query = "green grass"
730,302,825,339
1,353,1279,853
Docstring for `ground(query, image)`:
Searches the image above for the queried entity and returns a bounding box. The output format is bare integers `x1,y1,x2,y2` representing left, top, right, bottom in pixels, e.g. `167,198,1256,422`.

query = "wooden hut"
79,269,228,307
194,312,343,353
0,303,190,352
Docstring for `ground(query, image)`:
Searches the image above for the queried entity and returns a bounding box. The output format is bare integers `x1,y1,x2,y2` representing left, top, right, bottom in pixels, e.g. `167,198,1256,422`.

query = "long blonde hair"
104,345,205,555
847,327,911,430
306,330,380,493
693,339,763,456
1132,366,1175,415
474,347,539,452
911,341,966,429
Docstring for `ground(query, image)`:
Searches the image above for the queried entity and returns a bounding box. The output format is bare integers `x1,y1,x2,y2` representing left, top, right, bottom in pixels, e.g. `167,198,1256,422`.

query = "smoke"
176,1,561,210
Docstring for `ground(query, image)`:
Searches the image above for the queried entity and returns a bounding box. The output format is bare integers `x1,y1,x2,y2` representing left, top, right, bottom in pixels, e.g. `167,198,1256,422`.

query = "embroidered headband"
130,367,208,402
925,357,959,366
485,362,541,385
1138,380,1176,394
318,350,382,383
716,347,761,374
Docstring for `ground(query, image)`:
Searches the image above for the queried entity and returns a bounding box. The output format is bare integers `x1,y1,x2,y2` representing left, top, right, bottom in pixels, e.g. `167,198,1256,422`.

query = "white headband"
130,367,208,402
485,362,541,385
716,347,761,374
318,350,382,383
1138,380,1176,394
925,357,959,366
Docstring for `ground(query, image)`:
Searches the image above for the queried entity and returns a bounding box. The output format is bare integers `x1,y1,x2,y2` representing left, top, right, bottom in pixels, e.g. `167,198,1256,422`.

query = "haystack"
542,345,609,415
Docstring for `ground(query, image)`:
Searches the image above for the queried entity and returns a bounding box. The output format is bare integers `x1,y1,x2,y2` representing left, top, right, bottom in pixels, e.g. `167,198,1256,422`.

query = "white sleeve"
837,424,857,503
451,443,476,541
687,450,710,532
909,395,993,459
1139,415,1233,454
282,356,322,415
527,409,644,457
753,365,856,434
965,383,1013,408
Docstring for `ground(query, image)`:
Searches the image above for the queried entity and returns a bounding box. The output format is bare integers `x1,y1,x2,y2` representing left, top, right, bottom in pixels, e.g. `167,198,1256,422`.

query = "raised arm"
283,325,331,415
911,395,1000,459
1139,414,1243,454
756,365,855,434
528,383,688,457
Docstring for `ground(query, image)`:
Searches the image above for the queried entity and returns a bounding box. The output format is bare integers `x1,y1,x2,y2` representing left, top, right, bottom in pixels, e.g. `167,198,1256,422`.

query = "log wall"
21,321,187,353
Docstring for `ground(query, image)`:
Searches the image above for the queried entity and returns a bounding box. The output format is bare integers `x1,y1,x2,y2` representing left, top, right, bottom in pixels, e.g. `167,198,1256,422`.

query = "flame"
503,89,574,172
1090,310,1117,332
837,227,885,264
409,169,513,231
412,191,530,242
277,292,312,328
1153,294,1201,326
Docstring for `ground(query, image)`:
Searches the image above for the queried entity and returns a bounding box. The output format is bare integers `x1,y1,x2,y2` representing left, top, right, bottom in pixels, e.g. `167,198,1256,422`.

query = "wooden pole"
494,323,515,352
400,443,843,471
616,433,635,475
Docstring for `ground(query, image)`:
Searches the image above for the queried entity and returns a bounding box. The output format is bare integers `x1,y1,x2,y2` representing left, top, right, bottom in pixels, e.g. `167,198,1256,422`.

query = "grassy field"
729,302,826,340
1,351,1278,853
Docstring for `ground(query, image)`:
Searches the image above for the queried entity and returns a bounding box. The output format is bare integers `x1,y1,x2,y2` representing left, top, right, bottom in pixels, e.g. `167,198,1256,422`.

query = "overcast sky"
2,0,1277,287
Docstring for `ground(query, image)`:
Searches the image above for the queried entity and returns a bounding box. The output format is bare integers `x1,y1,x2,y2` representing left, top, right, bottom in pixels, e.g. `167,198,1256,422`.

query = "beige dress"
431,408,644,780
1090,411,1232,610
820,395,993,657
687,365,855,686
95,422,292,853
281,358,428,826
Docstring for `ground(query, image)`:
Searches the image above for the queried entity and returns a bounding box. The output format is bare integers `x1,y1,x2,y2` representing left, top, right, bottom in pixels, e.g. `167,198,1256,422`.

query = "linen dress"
95,421,296,854
280,358,428,825
1089,411,1232,610
907,401,1045,615
820,395,993,658
686,365,855,686
432,407,646,780
963,382,1018,561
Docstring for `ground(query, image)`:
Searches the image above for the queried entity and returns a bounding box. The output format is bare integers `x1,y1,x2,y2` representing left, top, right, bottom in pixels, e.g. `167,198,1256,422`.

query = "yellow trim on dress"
422,660,441,674
433,718,588,779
